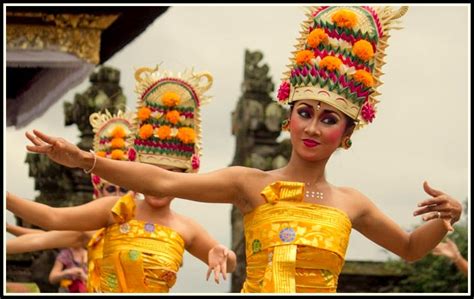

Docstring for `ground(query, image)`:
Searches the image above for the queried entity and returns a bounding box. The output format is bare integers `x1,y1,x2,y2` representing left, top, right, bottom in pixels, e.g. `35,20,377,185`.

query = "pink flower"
361,102,376,123
128,148,137,161
192,154,200,170
92,174,101,185
277,81,290,102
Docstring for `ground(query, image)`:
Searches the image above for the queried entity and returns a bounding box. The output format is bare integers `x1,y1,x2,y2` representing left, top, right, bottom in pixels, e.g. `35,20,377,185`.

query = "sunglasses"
104,185,128,194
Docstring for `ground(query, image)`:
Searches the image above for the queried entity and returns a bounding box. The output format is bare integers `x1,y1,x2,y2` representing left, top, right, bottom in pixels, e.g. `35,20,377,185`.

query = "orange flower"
307,28,327,48
110,149,125,160
295,50,315,65
161,92,180,107
166,110,181,124
352,40,374,61
157,126,171,140
111,126,126,138
96,151,107,158
177,127,196,144
319,56,343,71
137,107,152,121
353,70,374,87
110,137,125,149
331,9,357,28
139,124,154,139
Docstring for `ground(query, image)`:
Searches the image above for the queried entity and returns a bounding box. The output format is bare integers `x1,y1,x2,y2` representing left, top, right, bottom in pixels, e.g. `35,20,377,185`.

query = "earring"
341,136,352,149
281,119,290,131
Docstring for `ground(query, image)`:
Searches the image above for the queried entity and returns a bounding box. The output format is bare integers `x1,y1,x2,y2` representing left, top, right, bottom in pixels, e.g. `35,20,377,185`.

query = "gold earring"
341,136,352,149
281,119,290,131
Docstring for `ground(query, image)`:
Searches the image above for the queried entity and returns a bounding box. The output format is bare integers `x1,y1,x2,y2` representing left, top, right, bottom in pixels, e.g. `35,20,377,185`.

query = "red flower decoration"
192,154,200,170
128,148,137,161
361,102,376,123
277,81,290,102
92,174,101,185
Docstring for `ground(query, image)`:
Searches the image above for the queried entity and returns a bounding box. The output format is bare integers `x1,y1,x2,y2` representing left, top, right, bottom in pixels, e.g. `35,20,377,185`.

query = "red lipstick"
303,139,319,148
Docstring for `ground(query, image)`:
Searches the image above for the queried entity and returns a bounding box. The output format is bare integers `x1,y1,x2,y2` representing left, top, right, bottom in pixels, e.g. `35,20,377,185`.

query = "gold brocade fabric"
242,181,352,293
87,228,106,292
100,193,185,293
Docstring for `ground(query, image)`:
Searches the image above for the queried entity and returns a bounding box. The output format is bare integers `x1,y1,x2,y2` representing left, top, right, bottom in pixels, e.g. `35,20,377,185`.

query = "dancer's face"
143,166,184,208
289,100,350,161
101,183,128,197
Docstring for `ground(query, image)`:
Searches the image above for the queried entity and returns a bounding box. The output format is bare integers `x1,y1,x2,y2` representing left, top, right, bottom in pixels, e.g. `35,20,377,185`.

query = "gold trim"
7,12,118,29
6,13,118,64
291,86,360,119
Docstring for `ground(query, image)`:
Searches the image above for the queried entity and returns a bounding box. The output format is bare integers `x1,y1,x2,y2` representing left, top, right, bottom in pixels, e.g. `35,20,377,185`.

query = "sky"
4,4,470,294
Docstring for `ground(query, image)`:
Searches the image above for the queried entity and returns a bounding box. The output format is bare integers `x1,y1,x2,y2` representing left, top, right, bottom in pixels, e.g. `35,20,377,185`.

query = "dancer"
13,68,236,292
23,6,462,293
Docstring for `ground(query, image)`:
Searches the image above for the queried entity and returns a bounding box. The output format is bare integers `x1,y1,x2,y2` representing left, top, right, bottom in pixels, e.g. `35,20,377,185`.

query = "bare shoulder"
171,212,208,245
331,186,373,218
335,186,381,225
336,186,368,201
96,195,122,226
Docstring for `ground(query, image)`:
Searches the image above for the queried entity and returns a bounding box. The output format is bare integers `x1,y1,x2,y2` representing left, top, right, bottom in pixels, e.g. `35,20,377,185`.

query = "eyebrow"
321,109,342,117
296,103,342,118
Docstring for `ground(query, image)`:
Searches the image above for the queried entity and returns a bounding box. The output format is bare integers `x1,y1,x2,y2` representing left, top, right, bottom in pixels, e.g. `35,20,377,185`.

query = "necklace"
304,180,324,200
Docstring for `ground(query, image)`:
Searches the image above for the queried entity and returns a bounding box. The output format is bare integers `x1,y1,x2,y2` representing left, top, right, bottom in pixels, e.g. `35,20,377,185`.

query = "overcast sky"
4,4,470,293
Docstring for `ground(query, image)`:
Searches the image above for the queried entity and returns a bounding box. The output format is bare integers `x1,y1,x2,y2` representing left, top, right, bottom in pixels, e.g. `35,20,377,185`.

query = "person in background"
49,246,88,293
432,238,468,275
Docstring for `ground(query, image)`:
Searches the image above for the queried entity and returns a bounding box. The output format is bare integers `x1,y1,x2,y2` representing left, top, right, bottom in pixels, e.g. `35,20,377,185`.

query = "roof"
6,5,169,128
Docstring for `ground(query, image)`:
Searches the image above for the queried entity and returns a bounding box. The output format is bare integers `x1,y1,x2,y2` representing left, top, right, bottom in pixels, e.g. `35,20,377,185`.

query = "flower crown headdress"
277,6,408,129
89,109,136,199
134,66,213,172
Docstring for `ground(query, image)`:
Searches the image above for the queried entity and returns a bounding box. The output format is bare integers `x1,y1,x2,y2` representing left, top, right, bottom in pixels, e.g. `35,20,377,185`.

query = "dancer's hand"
413,181,462,231
432,238,462,261
26,130,88,169
206,244,230,284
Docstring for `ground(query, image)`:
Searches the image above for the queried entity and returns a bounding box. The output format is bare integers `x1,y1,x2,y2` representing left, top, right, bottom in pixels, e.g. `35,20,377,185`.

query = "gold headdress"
277,6,408,129
134,66,213,172
89,109,136,199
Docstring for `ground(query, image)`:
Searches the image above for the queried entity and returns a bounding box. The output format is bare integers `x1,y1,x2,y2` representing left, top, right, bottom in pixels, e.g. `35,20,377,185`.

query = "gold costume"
100,193,185,292
86,228,105,292
242,181,352,293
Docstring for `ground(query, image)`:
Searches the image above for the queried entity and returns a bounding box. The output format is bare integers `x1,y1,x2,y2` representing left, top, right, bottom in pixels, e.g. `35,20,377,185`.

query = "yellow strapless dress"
241,181,352,293
99,193,185,293
87,227,106,292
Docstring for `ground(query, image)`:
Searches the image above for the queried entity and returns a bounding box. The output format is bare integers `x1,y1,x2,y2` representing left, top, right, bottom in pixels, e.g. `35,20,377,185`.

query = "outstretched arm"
353,181,462,262
7,230,87,254
6,223,45,236
6,191,117,231
25,130,249,207
432,239,468,275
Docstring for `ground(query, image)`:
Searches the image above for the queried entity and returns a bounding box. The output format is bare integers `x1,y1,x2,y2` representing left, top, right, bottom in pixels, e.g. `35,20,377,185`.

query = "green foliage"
385,224,468,293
